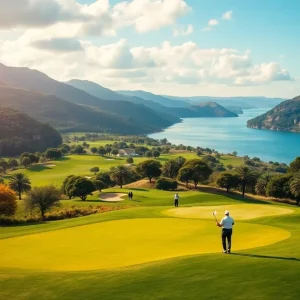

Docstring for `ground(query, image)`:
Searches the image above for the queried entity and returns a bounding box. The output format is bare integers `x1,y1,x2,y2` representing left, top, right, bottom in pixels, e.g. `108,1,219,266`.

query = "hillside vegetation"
0,85,156,134
171,102,238,118
0,108,62,155
69,80,237,118
247,96,300,132
0,63,179,132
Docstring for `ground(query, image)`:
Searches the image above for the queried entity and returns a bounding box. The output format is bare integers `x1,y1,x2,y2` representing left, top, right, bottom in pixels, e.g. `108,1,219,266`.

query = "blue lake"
149,108,300,163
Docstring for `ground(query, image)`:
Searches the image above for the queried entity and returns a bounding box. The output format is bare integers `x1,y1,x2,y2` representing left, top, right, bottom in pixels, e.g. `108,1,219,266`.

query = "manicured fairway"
4,151,244,187
163,204,294,220
1,187,299,300
0,218,290,271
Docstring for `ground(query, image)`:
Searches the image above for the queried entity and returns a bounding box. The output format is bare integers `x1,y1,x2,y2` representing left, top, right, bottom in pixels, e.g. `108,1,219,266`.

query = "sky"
0,0,299,98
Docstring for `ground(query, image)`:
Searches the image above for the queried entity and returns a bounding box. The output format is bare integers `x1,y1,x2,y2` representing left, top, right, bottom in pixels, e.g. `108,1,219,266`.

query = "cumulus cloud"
222,11,233,20
208,19,219,26
31,38,83,52
2,35,291,88
0,0,191,35
203,11,233,32
112,0,191,33
235,62,291,85
203,18,219,32
173,24,193,37
0,0,82,29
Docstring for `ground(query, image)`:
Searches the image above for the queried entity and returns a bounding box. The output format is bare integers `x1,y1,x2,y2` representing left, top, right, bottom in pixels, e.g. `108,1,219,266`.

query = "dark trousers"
174,199,179,207
222,229,232,251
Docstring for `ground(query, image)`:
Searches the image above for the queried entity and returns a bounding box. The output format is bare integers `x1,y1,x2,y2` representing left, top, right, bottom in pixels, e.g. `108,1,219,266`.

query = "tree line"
217,157,300,205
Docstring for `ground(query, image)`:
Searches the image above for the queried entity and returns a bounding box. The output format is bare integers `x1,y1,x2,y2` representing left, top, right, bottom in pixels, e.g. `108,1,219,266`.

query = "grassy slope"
0,188,300,299
3,141,243,187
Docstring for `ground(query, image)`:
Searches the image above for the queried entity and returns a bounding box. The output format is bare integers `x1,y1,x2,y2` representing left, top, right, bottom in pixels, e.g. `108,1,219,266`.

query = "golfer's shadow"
231,253,300,262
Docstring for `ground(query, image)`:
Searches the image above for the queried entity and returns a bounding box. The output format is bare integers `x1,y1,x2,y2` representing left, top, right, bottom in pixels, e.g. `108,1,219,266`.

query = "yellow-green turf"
163,204,294,220
0,218,290,271
1,186,299,299
3,152,244,187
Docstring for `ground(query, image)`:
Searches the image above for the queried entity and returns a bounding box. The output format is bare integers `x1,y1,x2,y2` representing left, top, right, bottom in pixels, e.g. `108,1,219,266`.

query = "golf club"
212,210,217,222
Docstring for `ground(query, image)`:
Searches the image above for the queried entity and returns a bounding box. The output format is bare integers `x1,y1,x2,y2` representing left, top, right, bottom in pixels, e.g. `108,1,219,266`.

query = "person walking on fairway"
174,193,179,207
216,210,234,254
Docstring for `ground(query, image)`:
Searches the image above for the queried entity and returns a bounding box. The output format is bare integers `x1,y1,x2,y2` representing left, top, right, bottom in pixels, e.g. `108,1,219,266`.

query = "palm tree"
8,173,31,200
290,174,300,205
110,165,132,188
236,166,257,197
255,173,273,196
162,160,177,178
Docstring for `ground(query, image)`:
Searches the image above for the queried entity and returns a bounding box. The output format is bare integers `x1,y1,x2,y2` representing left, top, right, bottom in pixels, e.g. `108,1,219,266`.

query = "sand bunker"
100,193,126,202
85,176,92,179
0,218,290,271
105,159,115,161
44,164,56,167
163,204,294,221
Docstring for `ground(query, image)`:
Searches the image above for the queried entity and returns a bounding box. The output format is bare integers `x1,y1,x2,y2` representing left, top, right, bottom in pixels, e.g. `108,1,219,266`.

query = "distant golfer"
174,193,179,207
216,210,234,254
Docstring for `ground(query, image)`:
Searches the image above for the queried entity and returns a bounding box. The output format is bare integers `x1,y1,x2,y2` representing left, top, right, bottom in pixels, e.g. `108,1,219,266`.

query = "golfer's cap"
225,210,230,215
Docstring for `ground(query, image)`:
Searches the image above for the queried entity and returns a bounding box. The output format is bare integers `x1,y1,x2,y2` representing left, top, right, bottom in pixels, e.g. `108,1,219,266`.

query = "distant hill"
247,96,300,132
0,85,161,134
67,79,179,124
68,80,237,118
166,95,284,109
0,63,179,133
67,79,136,102
170,102,238,118
118,90,190,108
0,108,62,156
224,106,244,114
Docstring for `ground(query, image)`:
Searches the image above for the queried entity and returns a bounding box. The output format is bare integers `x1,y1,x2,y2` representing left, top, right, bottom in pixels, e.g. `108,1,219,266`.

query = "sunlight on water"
149,108,300,163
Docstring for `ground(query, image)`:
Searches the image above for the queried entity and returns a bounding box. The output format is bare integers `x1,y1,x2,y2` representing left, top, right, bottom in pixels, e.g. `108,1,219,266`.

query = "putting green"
163,204,294,220
0,218,290,271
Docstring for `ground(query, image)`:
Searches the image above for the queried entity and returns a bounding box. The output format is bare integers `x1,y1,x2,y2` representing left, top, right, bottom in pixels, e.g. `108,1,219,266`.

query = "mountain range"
165,95,285,109
68,80,237,118
0,84,154,134
0,63,179,134
0,62,288,137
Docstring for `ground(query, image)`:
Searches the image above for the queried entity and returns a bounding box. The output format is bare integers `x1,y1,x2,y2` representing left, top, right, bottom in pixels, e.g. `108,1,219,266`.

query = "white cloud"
112,0,191,33
235,62,291,85
0,0,83,29
203,11,232,32
208,19,219,26
222,11,233,20
173,24,193,37
0,0,191,36
1,34,291,90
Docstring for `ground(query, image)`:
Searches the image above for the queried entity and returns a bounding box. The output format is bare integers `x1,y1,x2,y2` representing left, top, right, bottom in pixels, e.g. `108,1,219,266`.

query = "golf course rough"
163,204,294,220
0,218,290,271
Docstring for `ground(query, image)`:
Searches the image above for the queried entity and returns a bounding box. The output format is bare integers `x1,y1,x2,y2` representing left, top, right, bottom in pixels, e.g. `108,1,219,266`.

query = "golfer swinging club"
216,210,234,254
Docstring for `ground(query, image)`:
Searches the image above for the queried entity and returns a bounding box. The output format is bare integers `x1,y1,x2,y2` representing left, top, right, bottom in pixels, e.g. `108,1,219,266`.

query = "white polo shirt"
220,216,234,229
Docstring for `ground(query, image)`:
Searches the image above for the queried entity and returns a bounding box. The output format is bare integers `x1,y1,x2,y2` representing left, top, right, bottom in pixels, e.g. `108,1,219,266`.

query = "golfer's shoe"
227,249,231,254
222,250,227,253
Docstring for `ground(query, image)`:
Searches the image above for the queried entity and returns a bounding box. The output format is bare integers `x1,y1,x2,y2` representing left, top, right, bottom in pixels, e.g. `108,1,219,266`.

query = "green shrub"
156,177,178,191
